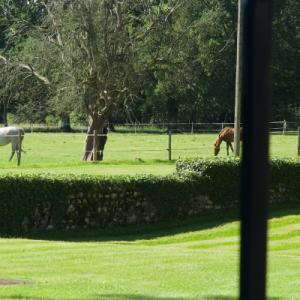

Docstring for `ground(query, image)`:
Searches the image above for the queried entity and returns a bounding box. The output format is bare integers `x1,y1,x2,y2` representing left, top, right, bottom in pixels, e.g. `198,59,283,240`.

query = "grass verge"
0,206,299,299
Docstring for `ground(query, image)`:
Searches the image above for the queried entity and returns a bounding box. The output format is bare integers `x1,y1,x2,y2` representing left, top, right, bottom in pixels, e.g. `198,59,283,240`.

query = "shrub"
176,157,300,205
0,174,212,234
1,157,300,234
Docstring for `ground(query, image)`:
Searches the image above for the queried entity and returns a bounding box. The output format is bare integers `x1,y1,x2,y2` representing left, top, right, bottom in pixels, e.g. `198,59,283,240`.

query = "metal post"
234,0,243,157
93,130,97,162
191,122,194,134
282,120,287,135
168,130,172,161
239,1,272,300
298,127,300,156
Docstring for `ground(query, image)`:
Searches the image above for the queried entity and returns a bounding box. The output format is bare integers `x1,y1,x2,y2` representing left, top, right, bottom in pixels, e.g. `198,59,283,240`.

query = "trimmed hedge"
177,157,240,205
176,157,300,205
1,157,300,234
0,174,213,234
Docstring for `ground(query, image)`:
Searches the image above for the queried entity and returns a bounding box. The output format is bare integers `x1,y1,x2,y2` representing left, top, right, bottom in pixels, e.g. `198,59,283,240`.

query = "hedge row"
1,157,300,234
176,157,300,205
0,174,216,234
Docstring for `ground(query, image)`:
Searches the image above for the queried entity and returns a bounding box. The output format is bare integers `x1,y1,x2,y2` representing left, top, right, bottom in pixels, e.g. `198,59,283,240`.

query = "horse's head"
214,142,220,156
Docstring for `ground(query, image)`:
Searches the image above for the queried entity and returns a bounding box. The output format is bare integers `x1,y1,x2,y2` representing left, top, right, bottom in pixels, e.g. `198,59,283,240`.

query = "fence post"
282,120,287,135
17,130,22,166
298,127,300,156
222,122,224,129
191,122,194,134
168,130,172,161
93,130,97,162
134,122,137,134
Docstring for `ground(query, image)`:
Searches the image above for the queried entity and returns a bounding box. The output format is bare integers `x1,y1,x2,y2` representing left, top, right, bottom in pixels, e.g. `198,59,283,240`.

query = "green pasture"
0,207,299,299
0,132,298,175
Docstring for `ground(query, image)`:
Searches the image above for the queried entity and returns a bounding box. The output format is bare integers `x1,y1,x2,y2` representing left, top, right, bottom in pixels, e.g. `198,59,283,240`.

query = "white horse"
0,126,25,161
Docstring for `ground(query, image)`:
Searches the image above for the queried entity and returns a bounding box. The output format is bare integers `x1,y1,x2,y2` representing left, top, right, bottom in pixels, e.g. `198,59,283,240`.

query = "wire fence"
1,125,300,166
1,120,299,134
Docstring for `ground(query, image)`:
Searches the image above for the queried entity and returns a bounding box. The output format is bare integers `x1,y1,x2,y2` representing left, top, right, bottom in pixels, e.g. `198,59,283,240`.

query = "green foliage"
0,174,67,233
45,115,60,126
0,174,207,234
177,157,241,205
133,0,237,123
270,158,300,202
272,0,300,120
176,157,300,205
1,0,300,129
2,156,300,234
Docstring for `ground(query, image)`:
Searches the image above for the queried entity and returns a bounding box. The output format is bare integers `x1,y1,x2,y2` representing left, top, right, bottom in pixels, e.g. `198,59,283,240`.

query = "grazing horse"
0,126,25,161
214,127,243,156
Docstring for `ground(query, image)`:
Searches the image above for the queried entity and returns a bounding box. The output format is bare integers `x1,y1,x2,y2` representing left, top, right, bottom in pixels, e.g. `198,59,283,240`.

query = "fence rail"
1,126,300,164
1,120,298,134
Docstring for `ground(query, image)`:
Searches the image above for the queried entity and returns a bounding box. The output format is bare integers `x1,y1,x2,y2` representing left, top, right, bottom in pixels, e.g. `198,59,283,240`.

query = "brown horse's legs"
226,142,234,155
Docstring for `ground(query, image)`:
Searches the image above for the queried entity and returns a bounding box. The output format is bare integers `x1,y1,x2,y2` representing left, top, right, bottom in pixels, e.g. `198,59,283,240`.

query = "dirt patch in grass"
0,279,31,286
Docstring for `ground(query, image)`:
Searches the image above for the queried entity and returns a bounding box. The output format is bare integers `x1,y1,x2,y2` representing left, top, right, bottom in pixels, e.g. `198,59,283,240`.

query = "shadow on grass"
93,295,239,300
92,295,237,300
23,210,239,243
8,204,300,243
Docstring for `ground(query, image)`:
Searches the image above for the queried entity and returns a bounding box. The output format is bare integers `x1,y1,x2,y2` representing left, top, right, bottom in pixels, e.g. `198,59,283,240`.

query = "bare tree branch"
0,55,51,85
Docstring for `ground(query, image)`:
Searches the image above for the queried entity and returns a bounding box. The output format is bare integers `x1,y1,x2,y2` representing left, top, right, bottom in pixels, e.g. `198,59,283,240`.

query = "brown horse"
214,127,243,156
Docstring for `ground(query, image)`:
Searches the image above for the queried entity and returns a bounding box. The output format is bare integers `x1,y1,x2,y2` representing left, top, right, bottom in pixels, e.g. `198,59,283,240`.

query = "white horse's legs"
9,150,15,161
9,143,19,161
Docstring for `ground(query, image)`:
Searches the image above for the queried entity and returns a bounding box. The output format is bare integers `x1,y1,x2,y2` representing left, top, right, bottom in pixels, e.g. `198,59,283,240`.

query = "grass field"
0,132,298,175
0,207,300,299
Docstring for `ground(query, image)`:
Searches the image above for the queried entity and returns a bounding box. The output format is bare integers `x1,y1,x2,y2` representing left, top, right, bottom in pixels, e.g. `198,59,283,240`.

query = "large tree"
124,0,238,123
0,0,51,124
37,0,187,160
272,0,300,120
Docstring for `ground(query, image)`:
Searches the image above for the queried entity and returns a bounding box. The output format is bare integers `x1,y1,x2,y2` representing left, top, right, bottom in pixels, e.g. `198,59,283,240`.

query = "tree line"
0,0,299,159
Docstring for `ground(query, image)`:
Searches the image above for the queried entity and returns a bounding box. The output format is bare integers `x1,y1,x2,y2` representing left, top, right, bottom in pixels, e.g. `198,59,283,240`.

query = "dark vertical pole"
297,127,300,156
234,0,243,157
168,130,172,161
240,0,272,300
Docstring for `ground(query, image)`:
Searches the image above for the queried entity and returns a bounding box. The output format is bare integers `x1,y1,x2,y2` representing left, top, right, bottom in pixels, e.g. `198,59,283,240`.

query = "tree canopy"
0,0,299,127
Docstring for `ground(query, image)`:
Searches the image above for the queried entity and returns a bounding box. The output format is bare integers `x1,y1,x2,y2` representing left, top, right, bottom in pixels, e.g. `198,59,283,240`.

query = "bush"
45,115,60,126
176,157,300,205
177,157,241,205
1,157,300,234
0,174,212,234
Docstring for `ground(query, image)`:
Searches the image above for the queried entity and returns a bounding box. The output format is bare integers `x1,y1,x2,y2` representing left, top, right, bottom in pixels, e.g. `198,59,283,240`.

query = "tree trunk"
60,114,71,132
82,114,108,161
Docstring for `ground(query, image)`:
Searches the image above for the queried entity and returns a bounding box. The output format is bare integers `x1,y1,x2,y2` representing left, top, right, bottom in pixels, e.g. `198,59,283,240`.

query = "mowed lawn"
0,132,298,175
0,208,300,299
